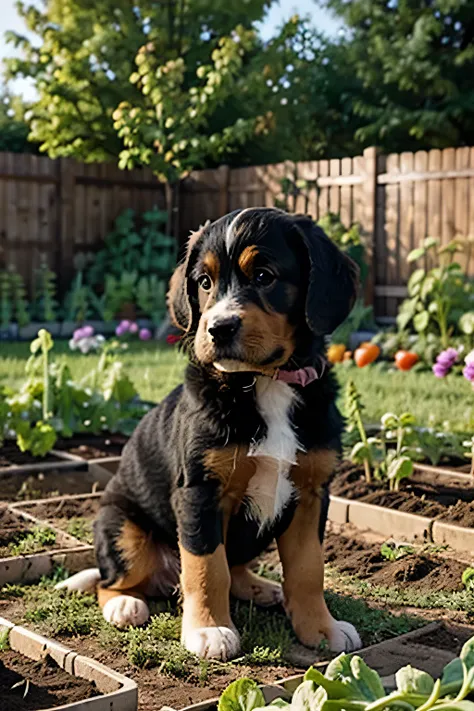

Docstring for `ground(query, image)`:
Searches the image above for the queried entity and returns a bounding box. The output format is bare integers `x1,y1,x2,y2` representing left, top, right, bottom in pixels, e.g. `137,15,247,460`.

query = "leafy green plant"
462,568,474,591
102,271,138,321
32,258,58,322
62,271,95,323
136,275,168,326
8,525,56,556
9,267,30,327
346,381,416,491
86,208,176,287
0,271,12,329
397,237,474,349
415,428,466,466
380,542,414,562
219,636,474,711
3,330,147,455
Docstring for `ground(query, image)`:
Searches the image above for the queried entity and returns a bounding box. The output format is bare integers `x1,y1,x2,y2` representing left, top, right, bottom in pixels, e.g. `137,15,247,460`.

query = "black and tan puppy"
58,207,361,660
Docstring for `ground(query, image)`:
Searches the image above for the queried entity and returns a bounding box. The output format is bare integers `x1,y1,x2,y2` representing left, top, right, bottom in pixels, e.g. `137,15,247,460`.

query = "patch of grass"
6,525,57,557
66,518,94,544
0,341,187,404
326,566,474,616
0,629,10,651
24,590,103,636
325,590,424,647
233,601,292,664
336,362,474,433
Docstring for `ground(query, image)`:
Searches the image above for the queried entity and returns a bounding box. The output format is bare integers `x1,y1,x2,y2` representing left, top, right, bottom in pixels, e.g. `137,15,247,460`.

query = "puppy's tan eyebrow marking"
202,251,220,282
238,245,259,279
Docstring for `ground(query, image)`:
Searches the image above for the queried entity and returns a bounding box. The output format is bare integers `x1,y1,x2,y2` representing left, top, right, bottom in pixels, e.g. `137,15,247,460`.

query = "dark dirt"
0,441,62,468
324,530,466,592
53,434,127,460
23,496,101,543
0,506,61,557
331,463,474,528
0,651,99,711
412,625,472,654
0,507,32,552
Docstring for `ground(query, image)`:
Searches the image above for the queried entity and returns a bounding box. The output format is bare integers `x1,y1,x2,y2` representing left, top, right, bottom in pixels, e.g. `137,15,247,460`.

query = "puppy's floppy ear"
293,215,359,336
167,226,206,332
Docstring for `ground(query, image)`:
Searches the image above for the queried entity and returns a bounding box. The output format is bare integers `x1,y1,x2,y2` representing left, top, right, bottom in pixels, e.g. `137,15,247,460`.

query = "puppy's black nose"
208,315,241,344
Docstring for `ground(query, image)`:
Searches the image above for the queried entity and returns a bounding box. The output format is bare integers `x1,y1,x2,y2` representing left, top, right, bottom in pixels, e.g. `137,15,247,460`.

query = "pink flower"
139,328,152,341
81,325,94,338
129,322,139,334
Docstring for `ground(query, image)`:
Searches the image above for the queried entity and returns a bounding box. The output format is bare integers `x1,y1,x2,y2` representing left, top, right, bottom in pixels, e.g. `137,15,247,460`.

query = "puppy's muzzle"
208,315,241,346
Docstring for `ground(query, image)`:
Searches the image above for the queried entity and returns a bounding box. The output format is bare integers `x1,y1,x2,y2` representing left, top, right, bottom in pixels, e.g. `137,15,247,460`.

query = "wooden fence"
1,146,474,319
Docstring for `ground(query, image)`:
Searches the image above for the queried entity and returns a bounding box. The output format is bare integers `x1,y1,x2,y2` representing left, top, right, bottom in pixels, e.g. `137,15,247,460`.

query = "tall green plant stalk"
31,329,53,421
346,380,372,483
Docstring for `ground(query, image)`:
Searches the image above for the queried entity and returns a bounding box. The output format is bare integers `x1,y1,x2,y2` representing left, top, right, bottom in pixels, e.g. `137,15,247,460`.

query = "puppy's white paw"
182,626,241,660
55,568,101,593
328,619,362,653
103,595,150,628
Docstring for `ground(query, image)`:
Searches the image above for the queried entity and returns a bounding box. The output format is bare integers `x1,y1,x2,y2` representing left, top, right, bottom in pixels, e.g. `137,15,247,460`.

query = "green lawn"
1,341,472,432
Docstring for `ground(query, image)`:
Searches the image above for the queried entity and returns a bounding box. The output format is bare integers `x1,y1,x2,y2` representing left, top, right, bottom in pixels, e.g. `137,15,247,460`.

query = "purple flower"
139,328,152,341
436,348,459,368
115,323,126,337
463,363,474,383
129,322,139,334
433,363,449,378
81,325,94,338
120,320,131,331
73,327,85,342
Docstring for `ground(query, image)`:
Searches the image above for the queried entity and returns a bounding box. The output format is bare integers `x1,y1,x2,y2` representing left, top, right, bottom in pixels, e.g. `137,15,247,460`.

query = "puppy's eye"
198,274,213,292
254,268,276,288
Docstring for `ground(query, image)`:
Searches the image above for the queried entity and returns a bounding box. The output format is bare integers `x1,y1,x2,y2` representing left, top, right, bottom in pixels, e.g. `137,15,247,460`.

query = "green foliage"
7,525,56,557
0,267,30,328
0,629,10,652
32,259,58,323
62,271,95,323
0,89,36,154
114,26,264,182
319,0,474,153
462,568,474,592
66,518,94,544
397,238,474,349
3,330,148,455
380,542,414,562
347,381,417,491
218,636,474,711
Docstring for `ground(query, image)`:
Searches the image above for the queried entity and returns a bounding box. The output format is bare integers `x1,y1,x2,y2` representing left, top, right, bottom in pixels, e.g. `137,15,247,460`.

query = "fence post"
217,165,230,215
361,147,378,306
57,158,76,296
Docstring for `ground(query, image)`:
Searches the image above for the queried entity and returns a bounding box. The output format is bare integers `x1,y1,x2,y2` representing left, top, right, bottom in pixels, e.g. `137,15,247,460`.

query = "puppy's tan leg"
277,451,361,653
98,519,156,628
230,565,283,607
180,543,240,660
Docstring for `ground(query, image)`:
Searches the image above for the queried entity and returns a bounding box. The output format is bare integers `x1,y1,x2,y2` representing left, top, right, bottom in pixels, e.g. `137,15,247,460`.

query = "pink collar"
274,360,326,387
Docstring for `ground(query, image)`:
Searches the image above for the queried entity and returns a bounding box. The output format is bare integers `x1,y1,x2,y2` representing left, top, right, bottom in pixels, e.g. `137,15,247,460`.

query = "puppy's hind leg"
55,568,101,593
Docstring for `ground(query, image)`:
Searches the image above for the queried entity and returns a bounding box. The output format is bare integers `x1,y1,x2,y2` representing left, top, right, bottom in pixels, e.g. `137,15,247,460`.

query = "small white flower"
465,350,474,366
84,419,91,426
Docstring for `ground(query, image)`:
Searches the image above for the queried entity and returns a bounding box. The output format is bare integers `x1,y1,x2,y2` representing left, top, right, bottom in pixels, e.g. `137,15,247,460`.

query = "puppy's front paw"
327,619,361,653
182,626,241,660
103,595,150,628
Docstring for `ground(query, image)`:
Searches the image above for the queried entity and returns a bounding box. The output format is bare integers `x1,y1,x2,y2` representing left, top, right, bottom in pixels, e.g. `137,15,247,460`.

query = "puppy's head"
168,208,358,374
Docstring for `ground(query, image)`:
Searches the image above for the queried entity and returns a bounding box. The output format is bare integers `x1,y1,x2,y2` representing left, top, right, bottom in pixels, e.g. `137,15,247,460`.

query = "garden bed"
0,617,137,710
11,494,102,546
332,463,474,527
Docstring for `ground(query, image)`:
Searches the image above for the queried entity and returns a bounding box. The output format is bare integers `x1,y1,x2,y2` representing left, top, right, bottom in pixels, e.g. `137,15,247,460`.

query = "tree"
0,88,37,153
318,0,474,152
4,0,274,163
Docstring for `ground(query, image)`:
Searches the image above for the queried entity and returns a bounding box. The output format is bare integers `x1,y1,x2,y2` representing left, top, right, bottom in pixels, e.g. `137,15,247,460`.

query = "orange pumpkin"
395,350,418,371
354,343,380,367
327,343,346,364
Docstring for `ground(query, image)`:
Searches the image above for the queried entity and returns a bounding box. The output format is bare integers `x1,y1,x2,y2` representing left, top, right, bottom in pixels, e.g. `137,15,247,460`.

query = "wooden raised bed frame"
0,615,137,711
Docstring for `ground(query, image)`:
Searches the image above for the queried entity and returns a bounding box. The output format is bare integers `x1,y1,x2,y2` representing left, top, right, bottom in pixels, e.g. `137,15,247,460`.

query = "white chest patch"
246,377,303,529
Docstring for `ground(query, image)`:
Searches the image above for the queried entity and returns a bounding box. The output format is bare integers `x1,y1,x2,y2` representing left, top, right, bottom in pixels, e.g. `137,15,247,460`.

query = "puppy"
58,207,361,660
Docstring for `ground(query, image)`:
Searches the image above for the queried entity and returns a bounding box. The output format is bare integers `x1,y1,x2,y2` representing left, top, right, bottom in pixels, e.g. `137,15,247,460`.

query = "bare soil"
324,529,466,592
0,650,99,711
23,497,101,544
53,434,127,460
0,441,63,468
332,463,474,528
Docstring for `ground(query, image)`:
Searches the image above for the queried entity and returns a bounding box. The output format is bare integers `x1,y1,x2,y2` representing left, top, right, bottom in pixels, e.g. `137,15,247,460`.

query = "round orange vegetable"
343,350,352,361
354,343,380,367
395,350,418,371
327,343,346,364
